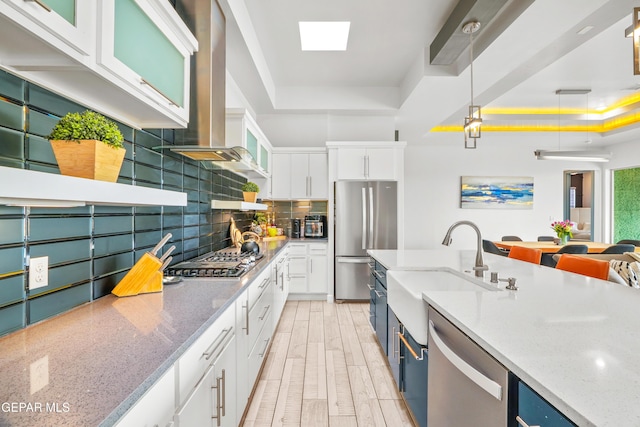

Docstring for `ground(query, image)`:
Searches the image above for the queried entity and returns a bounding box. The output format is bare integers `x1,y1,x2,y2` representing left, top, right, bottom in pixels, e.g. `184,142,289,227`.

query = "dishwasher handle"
428,320,503,401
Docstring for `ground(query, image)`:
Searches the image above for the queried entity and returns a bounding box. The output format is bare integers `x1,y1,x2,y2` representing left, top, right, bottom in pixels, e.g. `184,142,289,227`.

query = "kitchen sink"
387,269,500,345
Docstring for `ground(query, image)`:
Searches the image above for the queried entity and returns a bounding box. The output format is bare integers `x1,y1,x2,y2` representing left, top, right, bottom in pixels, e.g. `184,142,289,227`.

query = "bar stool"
555,254,609,280
508,246,542,264
502,235,523,241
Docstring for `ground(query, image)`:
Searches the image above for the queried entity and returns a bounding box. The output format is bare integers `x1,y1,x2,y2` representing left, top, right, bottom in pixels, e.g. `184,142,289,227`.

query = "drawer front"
288,243,307,255
308,243,327,255
177,304,235,404
247,309,273,387
246,279,273,355
248,269,271,311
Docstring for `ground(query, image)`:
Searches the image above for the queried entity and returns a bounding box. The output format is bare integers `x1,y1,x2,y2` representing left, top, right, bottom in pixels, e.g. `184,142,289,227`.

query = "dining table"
493,240,640,254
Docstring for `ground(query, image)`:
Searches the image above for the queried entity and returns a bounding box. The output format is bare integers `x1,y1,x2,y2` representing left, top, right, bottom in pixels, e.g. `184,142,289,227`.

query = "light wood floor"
242,301,415,427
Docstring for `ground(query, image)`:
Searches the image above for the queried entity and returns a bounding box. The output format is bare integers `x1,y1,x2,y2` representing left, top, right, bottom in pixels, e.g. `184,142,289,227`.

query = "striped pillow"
609,260,640,288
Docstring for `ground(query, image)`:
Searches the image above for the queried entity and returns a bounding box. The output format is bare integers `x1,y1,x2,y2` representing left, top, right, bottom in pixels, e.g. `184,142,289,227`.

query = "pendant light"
463,21,482,149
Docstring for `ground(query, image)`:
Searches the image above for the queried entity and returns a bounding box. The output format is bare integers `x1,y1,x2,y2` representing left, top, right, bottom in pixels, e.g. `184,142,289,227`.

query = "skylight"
298,21,351,51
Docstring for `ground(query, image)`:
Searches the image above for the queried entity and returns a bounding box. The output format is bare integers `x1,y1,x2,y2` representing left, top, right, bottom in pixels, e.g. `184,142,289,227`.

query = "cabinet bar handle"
258,277,269,289
363,156,367,177
203,327,232,360
259,337,271,357
515,416,540,427
242,301,249,335
310,258,313,273
259,304,270,321
221,369,226,416
392,326,397,358
24,0,51,12
140,78,178,106
398,328,426,361
367,283,374,291
309,176,312,196
428,320,502,401
212,376,222,426
374,290,385,298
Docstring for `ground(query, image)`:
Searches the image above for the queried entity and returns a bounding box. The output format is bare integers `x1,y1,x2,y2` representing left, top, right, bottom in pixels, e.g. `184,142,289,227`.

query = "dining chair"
540,244,588,268
537,236,555,242
600,244,636,254
482,240,508,257
617,239,640,247
508,245,542,264
502,235,523,241
555,254,610,280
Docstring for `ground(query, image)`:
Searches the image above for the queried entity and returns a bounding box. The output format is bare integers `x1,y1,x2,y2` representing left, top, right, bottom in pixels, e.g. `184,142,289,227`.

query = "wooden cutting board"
263,236,286,241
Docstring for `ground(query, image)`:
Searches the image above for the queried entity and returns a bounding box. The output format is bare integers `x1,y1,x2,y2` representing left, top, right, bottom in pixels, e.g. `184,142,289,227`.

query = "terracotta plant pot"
243,191,258,203
50,139,126,182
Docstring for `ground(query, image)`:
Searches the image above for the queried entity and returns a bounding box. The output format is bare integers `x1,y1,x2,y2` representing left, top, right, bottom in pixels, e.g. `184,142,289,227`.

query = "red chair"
507,246,542,264
555,254,609,280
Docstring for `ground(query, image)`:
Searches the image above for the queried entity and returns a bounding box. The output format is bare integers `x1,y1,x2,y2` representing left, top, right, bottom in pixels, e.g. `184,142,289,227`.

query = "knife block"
112,253,162,297
139,271,163,294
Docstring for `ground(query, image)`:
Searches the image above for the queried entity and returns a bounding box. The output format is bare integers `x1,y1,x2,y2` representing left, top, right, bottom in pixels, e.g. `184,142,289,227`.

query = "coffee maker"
291,219,302,238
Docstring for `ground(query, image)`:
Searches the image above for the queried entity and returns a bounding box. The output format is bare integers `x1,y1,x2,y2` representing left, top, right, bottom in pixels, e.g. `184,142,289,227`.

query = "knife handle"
159,245,176,262
151,233,172,256
161,256,172,271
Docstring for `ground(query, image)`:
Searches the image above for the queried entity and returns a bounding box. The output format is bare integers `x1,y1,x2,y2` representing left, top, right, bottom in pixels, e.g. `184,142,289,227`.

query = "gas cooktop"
165,250,264,278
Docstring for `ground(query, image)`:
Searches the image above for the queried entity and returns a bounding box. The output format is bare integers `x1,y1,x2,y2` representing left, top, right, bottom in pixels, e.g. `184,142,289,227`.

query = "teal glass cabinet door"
44,0,75,25
260,144,268,172
113,0,185,107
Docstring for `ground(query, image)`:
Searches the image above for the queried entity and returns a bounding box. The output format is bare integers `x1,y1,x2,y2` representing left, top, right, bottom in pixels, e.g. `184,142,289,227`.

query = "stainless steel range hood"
168,0,263,176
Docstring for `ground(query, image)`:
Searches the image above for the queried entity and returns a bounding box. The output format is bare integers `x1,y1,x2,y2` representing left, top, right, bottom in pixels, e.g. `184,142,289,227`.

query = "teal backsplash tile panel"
0,276,25,307
0,98,25,131
29,217,91,242
94,215,133,236
30,239,91,265
0,247,23,276
94,234,133,257
27,84,83,118
29,283,91,324
0,74,251,336
0,70,25,102
0,303,25,336
93,252,134,277
0,218,24,245
28,261,91,297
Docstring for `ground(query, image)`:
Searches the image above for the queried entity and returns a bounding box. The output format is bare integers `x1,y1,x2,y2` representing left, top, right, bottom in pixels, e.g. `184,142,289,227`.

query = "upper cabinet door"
365,148,397,180
270,153,291,199
308,152,328,199
97,0,197,127
290,153,309,199
0,0,95,59
336,148,367,180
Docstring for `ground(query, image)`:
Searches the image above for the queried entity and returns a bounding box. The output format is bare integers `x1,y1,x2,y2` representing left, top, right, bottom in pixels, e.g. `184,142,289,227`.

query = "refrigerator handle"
368,186,374,249
361,187,367,250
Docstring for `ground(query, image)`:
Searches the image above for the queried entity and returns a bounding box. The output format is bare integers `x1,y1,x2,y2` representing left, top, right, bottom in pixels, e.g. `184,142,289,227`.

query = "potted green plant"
241,181,260,203
47,110,126,182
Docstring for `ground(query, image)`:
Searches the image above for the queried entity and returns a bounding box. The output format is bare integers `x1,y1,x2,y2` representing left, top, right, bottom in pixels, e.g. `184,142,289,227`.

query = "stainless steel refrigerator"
335,181,397,300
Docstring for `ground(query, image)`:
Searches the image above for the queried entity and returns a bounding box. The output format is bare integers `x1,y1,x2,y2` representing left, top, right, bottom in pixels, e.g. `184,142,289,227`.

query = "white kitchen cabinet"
272,249,289,330
270,153,291,199
0,0,197,128
270,150,327,200
0,0,95,59
287,242,328,298
226,109,272,177
114,366,175,427
336,147,397,180
97,0,196,127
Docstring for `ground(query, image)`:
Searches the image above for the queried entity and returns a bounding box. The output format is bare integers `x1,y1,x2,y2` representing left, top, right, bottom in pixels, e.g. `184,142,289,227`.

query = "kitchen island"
370,248,640,427
0,240,289,427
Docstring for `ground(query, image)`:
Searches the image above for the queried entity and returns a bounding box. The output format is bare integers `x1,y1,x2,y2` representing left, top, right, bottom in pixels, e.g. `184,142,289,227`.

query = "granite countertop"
376,249,640,427
0,240,289,427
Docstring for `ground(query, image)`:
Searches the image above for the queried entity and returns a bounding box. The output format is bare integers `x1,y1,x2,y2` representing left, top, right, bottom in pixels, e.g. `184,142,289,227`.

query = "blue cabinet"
387,309,401,388
368,267,376,329
400,327,428,427
515,379,576,427
374,276,387,353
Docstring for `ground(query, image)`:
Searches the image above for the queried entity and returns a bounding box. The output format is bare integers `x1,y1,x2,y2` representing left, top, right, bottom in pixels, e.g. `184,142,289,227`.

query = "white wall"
403,132,604,250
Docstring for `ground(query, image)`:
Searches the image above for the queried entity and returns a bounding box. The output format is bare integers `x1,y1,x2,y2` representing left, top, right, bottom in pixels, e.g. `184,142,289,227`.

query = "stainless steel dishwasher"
427,307,509,426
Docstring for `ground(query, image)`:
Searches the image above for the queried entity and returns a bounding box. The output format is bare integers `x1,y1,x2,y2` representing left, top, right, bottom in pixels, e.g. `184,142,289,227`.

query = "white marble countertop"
0,241,288,427
372,248,640,427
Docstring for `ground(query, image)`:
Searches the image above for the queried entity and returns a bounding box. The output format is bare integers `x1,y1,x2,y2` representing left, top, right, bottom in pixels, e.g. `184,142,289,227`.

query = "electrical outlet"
29,256,48,290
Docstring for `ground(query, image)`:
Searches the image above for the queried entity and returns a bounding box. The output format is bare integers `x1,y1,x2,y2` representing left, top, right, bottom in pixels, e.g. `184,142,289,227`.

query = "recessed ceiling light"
299,21,350,51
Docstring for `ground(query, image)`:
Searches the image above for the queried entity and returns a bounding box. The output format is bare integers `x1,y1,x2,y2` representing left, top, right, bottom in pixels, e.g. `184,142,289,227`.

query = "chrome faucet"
442,220,488,277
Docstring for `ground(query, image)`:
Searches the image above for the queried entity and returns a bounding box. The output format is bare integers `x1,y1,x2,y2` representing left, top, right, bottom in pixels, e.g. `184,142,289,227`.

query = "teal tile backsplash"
0,69,253,336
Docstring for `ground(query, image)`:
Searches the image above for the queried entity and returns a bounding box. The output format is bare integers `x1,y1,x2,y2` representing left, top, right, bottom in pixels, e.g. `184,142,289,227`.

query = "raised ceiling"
220,0,640,148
